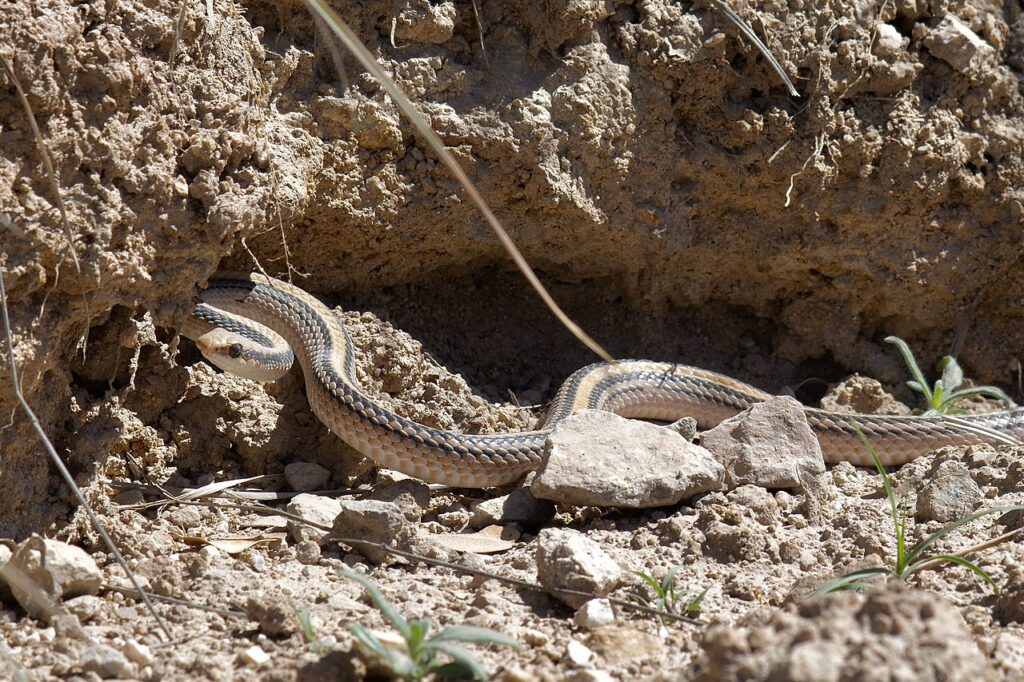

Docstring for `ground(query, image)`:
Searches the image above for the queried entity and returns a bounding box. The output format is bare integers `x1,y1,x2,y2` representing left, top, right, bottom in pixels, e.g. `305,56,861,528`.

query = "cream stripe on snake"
183,273,1024,487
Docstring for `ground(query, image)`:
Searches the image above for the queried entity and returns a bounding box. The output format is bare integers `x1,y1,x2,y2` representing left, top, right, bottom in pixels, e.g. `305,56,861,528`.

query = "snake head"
194,328,286,382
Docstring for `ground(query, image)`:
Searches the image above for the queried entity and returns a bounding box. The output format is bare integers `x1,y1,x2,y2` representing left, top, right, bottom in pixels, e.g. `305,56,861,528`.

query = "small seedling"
629,565,707,623
817,424,1023,594
341,568,520,681
884,336,1016,415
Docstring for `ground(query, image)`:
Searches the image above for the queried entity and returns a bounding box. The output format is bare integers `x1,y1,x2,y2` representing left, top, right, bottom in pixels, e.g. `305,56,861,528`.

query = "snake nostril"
228,343,243,359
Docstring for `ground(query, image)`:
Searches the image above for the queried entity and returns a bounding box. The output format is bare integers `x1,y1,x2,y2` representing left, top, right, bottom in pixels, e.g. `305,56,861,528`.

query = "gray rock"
536,528,623,608
533,410,725,508
924,14,995,73
0,543,12,602
331,499,441,564
79,643,134,679
367,478,431,522
916,460,983,522
668,416,698,440
284,461,331,492
700,396,825,490
7,536,101,619
469,487,555,528
286,494,342,545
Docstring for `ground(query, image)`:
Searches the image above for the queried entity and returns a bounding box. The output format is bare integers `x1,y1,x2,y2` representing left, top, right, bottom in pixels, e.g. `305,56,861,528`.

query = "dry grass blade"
1,53,91,356
710,0,800,97
0,266,171,642
301,0,615,363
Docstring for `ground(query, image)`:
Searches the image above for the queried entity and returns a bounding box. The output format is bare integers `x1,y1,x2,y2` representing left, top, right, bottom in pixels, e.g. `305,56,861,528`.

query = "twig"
469,0,489,68
710,0,800,97
0,266,171,642
301,0,615,364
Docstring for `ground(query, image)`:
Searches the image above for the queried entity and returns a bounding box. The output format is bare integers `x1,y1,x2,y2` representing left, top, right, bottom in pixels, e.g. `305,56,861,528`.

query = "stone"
536,528,623,608
566,639,594,666
331,499,437,564
0,543,12,602
7,536,101,619
367,478,431,522
79,643,134,679
468,487,555,528
286,493,342,545
700,396,825,490
123,640,154,667
240,645,271,666
284,462,330,492
533,410,724,508
247,592,297,637
924,14,995,74
915,460,982,522
574,598,615,629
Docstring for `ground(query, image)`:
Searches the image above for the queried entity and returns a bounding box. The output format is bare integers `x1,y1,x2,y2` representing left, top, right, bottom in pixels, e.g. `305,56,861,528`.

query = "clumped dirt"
2,0,1024,679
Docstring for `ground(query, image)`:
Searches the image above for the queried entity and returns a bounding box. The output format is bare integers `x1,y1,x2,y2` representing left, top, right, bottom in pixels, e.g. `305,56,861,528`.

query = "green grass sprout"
341,569,520,681
629,565,707,624
884,336,1016,415
817,423,1022,594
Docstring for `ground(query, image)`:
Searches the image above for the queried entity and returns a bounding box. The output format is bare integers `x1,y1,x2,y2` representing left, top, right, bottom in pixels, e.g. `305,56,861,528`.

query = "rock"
991,632,1024,679
667,416,698,440
79,643,134,679
286,493,342,545
469,487,555,528
64,595,104,622
367,478,431,522
240,645,271,666
915,459,982,522
533,410,724,508
700,396,825,490
7,536,101,619
0,543,12,602
694,586,995,681
284,462,330,492
331,499,437,564
819,374,911,416
123,639,154,667
586,625,662,664
574,598,615,629
536,528,623,608
566,639,594,666
924,14,995,74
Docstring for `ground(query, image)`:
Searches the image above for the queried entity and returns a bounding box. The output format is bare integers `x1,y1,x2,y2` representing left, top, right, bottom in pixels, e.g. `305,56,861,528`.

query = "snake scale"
181,273,1024,487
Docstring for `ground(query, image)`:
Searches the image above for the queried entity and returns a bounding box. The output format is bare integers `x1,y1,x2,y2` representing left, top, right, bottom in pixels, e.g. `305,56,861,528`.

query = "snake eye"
228,343,243,359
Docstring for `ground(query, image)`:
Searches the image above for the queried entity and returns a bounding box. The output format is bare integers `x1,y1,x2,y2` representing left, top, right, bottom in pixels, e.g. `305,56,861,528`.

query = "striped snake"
181,273,1024,487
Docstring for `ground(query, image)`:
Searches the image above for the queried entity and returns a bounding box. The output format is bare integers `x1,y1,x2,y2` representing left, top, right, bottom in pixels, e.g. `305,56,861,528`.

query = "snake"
181,272,1024,487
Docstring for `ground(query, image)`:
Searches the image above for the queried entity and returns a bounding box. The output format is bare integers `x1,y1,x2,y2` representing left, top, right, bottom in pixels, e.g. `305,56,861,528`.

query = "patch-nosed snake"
181,273,1024,487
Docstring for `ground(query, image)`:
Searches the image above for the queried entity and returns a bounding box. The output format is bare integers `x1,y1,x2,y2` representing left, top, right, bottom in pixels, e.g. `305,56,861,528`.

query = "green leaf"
942,386,1018,410
633,571,664,597
348,623,414,676
885,336,933,403
814,568,889,594
932,380,944,409
905,505,1024,566
425,642,490,681
431,660,485,681
661,565,683,591
430,625,521,649
938,356,964,393
407,617,432,652
340,569,412,641
907,555,999,592
686,586,710,614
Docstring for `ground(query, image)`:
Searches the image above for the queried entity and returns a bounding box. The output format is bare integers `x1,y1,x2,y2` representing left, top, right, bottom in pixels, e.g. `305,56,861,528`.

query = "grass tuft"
629,565,707,625
341,568,520,681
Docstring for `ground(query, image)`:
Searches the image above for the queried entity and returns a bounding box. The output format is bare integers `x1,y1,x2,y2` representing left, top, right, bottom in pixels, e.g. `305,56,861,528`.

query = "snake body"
183,273,1024,487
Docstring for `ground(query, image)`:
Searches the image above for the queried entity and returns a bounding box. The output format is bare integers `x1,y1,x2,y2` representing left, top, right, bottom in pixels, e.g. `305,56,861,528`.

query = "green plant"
884,336,1016,415
341,569,520,681
629,565,707,623
817,425,1022,594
